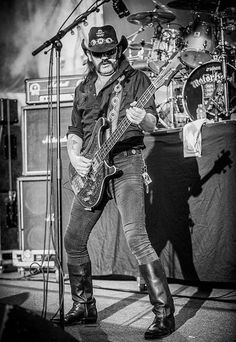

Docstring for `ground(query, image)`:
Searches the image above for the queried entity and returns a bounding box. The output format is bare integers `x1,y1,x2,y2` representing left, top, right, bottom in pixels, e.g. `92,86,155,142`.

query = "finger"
80,156,92,166
130,101,137,107
126,111,133,122
77,165,90,177
127,108,137,118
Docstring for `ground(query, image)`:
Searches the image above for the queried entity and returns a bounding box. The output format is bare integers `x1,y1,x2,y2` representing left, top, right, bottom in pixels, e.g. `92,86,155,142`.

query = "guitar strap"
105,74,125,140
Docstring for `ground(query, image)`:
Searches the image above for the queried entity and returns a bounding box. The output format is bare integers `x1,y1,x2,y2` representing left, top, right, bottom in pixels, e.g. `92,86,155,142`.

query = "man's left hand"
126,101,146,125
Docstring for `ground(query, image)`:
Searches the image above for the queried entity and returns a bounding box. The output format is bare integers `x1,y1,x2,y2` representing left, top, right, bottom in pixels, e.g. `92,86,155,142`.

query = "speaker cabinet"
17,176,54,251
21,103,72,175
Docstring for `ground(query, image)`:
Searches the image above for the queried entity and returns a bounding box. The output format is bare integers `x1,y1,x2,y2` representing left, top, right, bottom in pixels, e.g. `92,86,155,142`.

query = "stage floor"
0,271,236,341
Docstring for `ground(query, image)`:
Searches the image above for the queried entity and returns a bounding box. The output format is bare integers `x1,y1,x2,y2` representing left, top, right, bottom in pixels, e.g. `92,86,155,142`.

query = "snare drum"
180,15,215,69
182,61,236,120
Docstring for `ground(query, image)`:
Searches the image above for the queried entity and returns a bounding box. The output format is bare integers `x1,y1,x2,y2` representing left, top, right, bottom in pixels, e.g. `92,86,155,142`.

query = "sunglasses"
91,48,117,59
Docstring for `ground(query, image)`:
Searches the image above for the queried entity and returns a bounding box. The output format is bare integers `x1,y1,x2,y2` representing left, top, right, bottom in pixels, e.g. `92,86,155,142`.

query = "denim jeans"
64,151,159,266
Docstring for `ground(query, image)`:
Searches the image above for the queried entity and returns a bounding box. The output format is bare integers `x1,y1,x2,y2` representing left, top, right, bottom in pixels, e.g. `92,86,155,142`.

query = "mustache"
98,61,113,69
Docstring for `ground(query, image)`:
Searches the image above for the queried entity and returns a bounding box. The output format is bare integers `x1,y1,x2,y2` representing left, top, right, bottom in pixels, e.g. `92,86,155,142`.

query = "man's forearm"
67,134,83,165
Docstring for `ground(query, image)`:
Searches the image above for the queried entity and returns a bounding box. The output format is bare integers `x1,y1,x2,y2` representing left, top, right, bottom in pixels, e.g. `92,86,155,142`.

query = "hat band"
89,37,116,47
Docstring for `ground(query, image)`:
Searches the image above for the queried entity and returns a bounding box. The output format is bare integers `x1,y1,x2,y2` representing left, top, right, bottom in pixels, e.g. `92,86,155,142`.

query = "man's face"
89,48,118,76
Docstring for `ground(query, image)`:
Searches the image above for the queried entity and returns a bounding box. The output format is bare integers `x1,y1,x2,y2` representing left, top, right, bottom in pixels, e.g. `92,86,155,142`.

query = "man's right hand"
67,134,92,177
72,155,92,177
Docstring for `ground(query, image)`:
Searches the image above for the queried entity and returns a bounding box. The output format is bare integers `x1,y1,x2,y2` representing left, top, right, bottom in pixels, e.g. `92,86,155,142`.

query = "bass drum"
182,61,236,120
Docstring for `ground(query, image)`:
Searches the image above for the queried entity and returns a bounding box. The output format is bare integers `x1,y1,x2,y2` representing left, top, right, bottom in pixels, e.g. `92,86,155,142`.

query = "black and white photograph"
0,0,235,341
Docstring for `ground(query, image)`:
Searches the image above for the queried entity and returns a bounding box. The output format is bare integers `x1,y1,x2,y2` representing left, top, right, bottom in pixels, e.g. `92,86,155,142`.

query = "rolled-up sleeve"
67,86,84,139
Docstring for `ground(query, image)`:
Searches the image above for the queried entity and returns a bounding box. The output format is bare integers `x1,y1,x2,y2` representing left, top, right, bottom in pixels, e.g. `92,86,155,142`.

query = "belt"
112,148,142,158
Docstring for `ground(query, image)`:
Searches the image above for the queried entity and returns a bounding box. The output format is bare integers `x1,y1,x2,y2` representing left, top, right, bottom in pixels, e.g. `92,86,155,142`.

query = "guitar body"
69,117,117,210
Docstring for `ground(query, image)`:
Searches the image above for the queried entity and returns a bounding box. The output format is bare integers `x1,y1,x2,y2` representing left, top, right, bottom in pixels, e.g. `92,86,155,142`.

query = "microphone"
112,0,130,18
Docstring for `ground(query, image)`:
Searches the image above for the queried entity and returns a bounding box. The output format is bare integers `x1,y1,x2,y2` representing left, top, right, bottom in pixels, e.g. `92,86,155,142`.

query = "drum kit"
126,0,236,128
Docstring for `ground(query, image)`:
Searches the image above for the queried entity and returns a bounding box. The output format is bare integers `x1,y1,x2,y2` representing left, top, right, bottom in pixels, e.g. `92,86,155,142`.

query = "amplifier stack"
24,74,84,105
12,74,84,272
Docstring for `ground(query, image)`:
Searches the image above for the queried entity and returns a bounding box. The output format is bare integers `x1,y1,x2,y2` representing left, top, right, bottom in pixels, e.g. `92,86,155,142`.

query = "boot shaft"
139,260,175,314
67,262,93,302
140,260,175,339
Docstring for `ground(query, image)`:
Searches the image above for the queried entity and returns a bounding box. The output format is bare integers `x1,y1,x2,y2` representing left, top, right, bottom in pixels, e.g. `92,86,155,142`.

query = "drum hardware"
126,6,177,71
169,78,177,128
217,13,233,118
127,26,146,44
216,8,236,66
155,74,189,129
153,22,163,40
126,6,178,73
156,82,176,129
129,41,153,50
126,2,235,124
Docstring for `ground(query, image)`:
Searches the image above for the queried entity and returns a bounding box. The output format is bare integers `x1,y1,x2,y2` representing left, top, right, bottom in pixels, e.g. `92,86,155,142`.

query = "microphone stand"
219,15,230,119
32,0,110,329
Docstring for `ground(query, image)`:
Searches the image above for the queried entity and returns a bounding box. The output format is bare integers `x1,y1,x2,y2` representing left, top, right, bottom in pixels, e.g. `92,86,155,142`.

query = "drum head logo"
183,61,236,120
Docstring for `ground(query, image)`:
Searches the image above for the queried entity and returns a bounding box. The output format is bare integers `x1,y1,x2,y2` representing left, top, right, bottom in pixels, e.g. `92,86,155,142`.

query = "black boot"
64,262,97,326
139,260,175,340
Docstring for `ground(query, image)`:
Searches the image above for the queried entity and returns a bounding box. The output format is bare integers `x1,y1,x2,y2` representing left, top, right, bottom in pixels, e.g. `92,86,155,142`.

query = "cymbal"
129,41,153,50
127,11,176,26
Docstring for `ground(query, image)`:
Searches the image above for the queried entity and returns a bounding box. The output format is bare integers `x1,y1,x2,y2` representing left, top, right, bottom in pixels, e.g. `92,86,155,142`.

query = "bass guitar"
69,51,183,210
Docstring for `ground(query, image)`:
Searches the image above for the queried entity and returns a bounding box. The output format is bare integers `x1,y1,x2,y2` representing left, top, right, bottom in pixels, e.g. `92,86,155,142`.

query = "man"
64,25,175,340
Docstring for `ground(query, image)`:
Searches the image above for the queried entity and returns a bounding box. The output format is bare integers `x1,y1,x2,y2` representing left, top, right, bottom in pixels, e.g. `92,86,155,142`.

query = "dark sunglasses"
91,48,117,59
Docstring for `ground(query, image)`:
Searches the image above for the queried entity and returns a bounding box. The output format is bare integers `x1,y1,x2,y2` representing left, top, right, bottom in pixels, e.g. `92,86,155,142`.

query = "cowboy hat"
81,25,128,54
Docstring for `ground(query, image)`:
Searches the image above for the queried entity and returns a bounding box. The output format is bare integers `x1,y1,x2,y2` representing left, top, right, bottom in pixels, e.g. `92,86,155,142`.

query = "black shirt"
67,57,157,154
